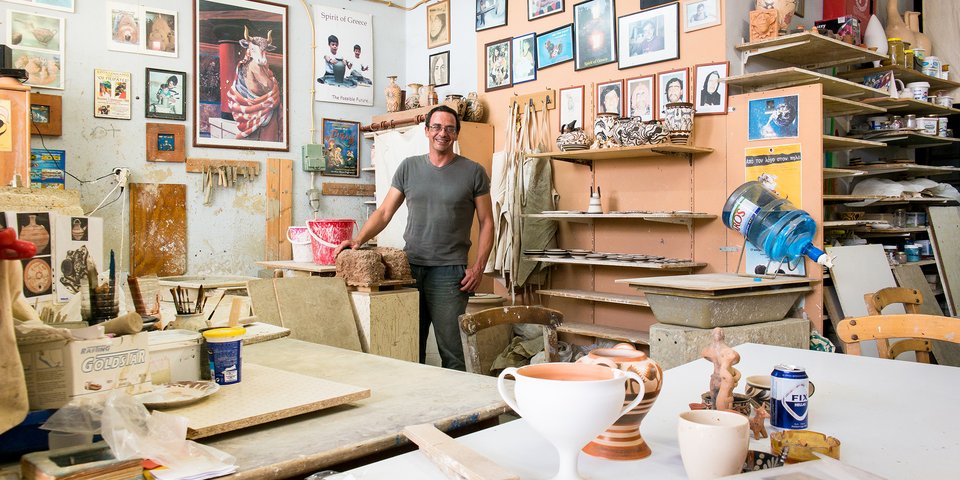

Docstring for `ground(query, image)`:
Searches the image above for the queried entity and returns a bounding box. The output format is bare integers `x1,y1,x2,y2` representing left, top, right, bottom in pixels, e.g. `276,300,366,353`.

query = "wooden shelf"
823,167,867,179
853,163,960,177
556,322,650,345
528,144,713,165
823,135,885,151
535,289,650,307
838,65,960,92
823,95,887,117
823,195,957,205
529,256,706,271
852,132,960,148
522,212,716,226
849,226,929,234
823,220,885,227
724,67,889,99
823,258,937,279
735,32,886,69
862,97,960,116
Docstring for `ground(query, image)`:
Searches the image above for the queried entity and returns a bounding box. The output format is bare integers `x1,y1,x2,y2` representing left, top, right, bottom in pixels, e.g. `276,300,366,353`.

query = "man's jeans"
410,264,469,371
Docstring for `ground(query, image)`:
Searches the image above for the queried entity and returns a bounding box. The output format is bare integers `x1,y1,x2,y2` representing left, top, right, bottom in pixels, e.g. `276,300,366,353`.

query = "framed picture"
656,67,688,118
626,75,655,120
641,0,676,8
146,123,186,163
427,0,450,49
321,119,360,177
618,3,679,69
536,24,574,70
145,68,186,121
796,0,805,18
683,0,721,32
94,69,132,120
8,10,65,90
29,93,62,136
143,8,179,57
106,2,140,54
693,61,728,115
476,0,508,32
529,0,564,21
573,0,616,70
429,51,450,87
4,0,74,13
195,0,288,151
748,95,799,141
512,33,537,85
314,5,374,106
484,38,512,92
596,79,623,116
558,85,584,131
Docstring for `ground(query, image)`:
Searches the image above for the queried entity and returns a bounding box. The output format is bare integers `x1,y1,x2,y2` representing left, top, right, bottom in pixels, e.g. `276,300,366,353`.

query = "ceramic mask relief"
662,102,694,145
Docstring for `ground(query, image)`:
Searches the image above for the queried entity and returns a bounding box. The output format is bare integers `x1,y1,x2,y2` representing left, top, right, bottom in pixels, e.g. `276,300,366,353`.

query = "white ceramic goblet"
677,410,750,480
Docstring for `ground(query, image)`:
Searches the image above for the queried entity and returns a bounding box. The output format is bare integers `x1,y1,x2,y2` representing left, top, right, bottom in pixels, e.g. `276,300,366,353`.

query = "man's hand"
334,239,359,259
460,265,483,292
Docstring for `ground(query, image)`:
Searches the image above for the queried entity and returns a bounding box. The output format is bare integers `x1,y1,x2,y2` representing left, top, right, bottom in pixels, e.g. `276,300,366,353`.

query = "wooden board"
616,273,815,294
370,100,460,126
402,423,519,480
347,278,416,292
892,265,960,367
322,182,376,196
265,158,293,261
185,158,261,174
162,363,370,439
129,183,187,277
928,207,960,317
146,123,186,163
557,322,650,346
823,286,846,353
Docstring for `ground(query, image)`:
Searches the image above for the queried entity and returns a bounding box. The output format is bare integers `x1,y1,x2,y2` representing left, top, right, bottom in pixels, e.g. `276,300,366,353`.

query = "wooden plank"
129,183,187,277
350,289,419,362
347,278,416,292
822,135,885,151
402,423,519,480
616,273,814,293
509,89,556,112
557,322,650,345
533,256,706,270
894,265,960,367
837,65,960,91
256,260,337,274
928,207,960,316
723,67,888,99
823,286,846,353
265,158,293,261
163,363,370,439
247,279,282,326
822,95,886,117
526,144,713,160
185,157,261,173
735,32,886,68
322,182,376,196
536,288,650,307
370,100,461,126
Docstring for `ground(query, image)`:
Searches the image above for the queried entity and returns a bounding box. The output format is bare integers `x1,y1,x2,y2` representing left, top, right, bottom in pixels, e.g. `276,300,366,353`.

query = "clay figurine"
702,327,740,411
749,9,779,42
749,403,770,440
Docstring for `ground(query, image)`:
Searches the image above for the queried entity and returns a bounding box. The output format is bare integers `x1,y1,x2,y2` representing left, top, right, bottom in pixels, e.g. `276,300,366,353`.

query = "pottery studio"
0,1,959,479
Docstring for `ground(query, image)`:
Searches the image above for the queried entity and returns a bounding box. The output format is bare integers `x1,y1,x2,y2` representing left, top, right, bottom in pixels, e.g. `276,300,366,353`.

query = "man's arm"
334,187,404,257
461,193,494,292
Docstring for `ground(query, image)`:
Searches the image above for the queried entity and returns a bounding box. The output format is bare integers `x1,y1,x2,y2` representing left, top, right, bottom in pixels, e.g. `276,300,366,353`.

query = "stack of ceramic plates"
585,253,605,260
523,249,545,256
544,249,569,257
559,143,590,151
568,249,591,257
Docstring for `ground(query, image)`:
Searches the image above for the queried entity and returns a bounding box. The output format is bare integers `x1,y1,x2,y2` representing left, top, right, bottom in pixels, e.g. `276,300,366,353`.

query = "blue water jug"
722,181,830,267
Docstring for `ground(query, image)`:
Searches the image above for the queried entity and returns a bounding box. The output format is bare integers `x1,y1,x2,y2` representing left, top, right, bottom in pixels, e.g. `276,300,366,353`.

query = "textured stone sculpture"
750,9,779,42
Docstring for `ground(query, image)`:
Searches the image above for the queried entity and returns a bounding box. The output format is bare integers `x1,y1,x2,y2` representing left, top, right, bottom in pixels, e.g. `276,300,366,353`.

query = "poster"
321,119,360,177
53,214,104,302
106,3,178,57
744,144,804,276
14,212,54,300
7,10,65,90
30,148,65,189
0,100,10,152
748,95,799,141
314,6,373,106
94,69,132,120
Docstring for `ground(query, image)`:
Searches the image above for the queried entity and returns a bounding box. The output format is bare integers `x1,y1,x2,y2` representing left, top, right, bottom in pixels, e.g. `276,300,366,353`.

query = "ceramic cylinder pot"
577,343,664,460
464,92,484,122
678,410,750,480
593,113,620,148
662,102,695,145
20,214,49,253
385,76,402,113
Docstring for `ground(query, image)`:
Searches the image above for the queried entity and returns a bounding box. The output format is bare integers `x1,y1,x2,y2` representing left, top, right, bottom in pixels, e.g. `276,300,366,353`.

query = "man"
335,106,494,371
665,77,685,103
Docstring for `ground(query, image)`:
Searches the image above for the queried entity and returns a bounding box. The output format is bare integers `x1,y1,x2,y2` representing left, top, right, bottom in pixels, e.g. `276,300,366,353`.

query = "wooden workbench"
201,338,508,479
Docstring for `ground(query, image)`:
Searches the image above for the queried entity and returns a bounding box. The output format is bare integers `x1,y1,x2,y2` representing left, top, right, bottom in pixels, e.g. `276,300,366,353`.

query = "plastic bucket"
287,226,312,262
202,327,246,385
307,219,356,265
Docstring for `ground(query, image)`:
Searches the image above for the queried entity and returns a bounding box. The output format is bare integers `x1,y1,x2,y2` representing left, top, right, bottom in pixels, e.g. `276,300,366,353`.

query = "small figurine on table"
749,403,770,439
702,327,741,411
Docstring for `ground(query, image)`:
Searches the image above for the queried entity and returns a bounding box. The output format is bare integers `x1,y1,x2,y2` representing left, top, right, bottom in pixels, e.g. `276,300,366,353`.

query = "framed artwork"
796,0,805,18
748,95,799,141
656,67,688,118
145,68,186,121
484,38,512,92
573,0,616,70
596,79,623,116
683,0,721,32
429,51,450,87
146,123,186,163
618,3,679,69
7,10,65,90
535,24,574,70
427,0,451,49
558,85,584,131
4,0,74,13
107,3,177,57
512,33,537,85
29,148,65,189
321,119,360,177
143,8,179,57
529,0,564,21
94,69,132,120
196,0,288,151
641,0,676,8
314,5,374,106
626,75,655,120
476,0,508,32
106,2,141,53
29,93,62,136
693,61,729,115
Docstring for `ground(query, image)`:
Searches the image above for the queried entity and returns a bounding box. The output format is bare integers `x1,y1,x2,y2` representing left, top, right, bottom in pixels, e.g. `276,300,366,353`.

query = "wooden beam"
322,182,375,196
402,424,519,480
186,157,261,174
265,158,293,261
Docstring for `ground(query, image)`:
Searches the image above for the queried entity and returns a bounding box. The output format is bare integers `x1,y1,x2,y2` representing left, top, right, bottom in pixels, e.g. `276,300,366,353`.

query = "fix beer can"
770,364,809,429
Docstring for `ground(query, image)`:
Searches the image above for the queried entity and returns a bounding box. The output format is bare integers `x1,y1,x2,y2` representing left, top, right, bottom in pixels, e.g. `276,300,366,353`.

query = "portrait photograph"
476,0,507,32
683,0,721,32
748,95,800,141
618,3,679,70
596,79,623,116
529,0,564,21
693,61,728,115
429,50,450,87
657,67,688,119
559,85,584,131
314,5,374,106
626,75,655,120
485,38,512,91
145,68,186,121
573,0,616,70
512,33,537,84
427,0,450,49
321,119,360,177
535,24,573,70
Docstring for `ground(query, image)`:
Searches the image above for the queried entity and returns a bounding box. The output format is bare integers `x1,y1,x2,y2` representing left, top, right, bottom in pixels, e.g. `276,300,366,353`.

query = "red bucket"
307,219,357,265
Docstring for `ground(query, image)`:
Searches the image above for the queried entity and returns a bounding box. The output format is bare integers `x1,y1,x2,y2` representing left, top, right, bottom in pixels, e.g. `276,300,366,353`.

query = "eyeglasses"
427,124,457,134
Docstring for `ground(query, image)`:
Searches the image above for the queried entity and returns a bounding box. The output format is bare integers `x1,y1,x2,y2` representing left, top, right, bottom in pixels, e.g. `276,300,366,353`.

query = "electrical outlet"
112,167,130,187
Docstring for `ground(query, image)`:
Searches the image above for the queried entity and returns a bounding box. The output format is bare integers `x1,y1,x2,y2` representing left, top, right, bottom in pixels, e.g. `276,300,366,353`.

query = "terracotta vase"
755,0,795,30
405,83,422,109
385,76,402,113
885,0,913,47
905,12,931,55
71,218,86,241
464,92,484,122
577,343,663,460
662,102,695,145
20,214,49,253
863,14,888,67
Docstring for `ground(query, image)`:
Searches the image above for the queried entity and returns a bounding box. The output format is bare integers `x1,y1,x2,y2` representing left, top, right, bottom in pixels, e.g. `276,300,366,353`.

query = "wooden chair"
836,313,960,363
861,287,929,361
458,305,562,375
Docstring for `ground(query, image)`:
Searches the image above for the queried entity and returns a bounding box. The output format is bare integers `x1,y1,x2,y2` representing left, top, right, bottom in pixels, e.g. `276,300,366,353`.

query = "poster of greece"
314,6,373,106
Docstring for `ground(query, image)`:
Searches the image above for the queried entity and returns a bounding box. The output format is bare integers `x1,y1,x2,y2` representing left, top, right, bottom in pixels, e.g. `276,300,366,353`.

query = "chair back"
458,305,562,375
861,287,924,360
836,313,960,363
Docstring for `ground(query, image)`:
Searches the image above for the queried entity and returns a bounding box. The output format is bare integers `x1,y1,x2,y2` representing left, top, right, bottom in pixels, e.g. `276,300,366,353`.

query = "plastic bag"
40,396,105,435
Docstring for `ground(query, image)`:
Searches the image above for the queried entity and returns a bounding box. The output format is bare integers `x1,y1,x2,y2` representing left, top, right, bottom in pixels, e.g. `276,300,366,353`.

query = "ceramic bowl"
699,392,753,417
770,430,840,464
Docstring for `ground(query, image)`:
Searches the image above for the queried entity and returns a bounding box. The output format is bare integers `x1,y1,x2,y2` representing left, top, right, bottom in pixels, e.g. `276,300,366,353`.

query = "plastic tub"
287,226,313,262
148,330,202,384
202,327,246,385
307,219,356,265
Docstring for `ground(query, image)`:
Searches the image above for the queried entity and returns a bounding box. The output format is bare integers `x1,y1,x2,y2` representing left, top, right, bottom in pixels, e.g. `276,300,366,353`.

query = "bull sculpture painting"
226,26,281,140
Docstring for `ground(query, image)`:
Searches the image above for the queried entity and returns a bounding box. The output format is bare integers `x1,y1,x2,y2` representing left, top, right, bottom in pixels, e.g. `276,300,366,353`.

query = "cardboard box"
815,16,862,45
20,333,150,410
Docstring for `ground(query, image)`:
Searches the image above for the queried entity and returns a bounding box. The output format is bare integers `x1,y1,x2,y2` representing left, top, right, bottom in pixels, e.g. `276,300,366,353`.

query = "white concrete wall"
404,0,477,99
3,0,406,277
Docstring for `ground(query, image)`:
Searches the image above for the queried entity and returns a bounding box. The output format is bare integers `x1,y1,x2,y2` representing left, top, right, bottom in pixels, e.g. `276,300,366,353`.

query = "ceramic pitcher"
385,76,402,112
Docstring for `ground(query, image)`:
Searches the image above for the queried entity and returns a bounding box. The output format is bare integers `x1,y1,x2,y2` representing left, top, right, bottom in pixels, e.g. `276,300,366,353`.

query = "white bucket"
148,329,202,384
287,226,312,263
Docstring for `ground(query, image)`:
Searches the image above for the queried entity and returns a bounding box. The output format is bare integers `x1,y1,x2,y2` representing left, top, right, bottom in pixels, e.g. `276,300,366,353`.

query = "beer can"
770,364,809,429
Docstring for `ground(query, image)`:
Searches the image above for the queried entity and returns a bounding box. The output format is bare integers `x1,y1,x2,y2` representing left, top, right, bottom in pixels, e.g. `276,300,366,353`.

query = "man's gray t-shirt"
391,154,490,266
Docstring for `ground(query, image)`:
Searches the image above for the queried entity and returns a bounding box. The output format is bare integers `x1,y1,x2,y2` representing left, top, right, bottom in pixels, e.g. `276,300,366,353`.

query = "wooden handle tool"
228,297,243,328
402,424,519,480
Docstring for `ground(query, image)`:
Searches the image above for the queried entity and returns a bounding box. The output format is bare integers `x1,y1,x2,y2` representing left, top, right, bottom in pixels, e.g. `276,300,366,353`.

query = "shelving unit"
823,135,886,151
535,288,650,307
837,65,960,92
527,144,713,168
823,167,867,179
735,32,887,70
724,67,888,99
527,256,706,271
823,95,887,117
851,132,960,149
861,97,960,116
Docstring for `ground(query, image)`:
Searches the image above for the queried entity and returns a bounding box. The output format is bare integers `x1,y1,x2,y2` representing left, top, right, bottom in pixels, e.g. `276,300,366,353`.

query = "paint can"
307,219,357,265
202,327,246,385
287,226,312,263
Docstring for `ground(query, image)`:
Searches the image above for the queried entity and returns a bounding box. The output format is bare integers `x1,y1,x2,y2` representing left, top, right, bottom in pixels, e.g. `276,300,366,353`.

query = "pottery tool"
402,424,519,480
228,296,243,328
